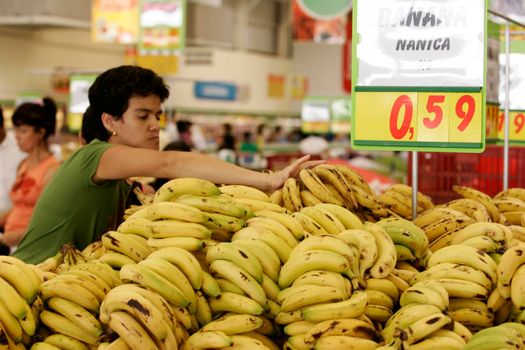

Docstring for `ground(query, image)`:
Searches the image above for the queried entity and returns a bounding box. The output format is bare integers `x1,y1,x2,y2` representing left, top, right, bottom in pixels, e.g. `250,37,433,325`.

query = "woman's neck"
26,144,51,165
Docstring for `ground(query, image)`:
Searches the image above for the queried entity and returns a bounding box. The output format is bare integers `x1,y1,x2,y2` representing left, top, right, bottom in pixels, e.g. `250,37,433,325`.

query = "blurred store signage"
302,98,331,133
68,75,97,132
292,0,350,44
331,98,352,134
138,0,186,55
268,74,286,99
352,0,487,153
92,0,139,44
290,75,309,100
15,93,42,107
194,81,237,101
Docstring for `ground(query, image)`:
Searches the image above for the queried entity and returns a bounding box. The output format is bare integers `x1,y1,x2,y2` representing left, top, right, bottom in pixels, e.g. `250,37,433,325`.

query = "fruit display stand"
407,145,525,204
3,167,525,349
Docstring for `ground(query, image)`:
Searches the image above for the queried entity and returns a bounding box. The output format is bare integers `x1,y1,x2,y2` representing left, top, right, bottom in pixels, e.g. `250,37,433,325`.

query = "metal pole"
504,22,510,190
412,151,418,219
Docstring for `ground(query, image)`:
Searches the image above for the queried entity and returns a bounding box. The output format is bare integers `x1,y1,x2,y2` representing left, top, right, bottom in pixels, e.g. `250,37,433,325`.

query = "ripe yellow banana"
303,318,381,345
201,314,263,334
97,252,136,269
108,310,158,350
247,216,298,249
301,290,368,323
40,310,99,345
365,222,397,279
400,312,453,345
443,198,491,222
382,304,443,343
291,211,329,236
230,239,281,282
365,278,399,302
278,249,350,289
280,285,346,313
70,261,121,288
119,263,190,308
101,231,151,263
117,217,152,238
0,260,38,304
453,185,500,222
231,226,292,264
46,297,103,339
300,189,323,207
300,206,345,234
148,246,203,289
149,220,212,239
283,178,303,212
269,189,283,206
292,270,348,294
411,262,493,291
195,290,212,327
232,197,286,213
299,169,343,206
44,334,91,350
219,185,270,202
203,212,246,232
138,258,197,314
99,288,168,341
208,292,264,316
181,330,233,350
338,229,378,279
199,270,222,298
209,259,267,308
153,177,220,202
38,277,100,313
312,165,358,209
0,298,23,343
254,210,304,240
145,201,208,222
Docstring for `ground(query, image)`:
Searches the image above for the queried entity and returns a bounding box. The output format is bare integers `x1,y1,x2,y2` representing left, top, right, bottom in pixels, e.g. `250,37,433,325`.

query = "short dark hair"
0,106,4,129
176,120,192,134
85,65,170,142
12,97,57,140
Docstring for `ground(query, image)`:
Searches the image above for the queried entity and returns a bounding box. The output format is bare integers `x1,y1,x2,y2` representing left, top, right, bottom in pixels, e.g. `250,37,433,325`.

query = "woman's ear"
101,112,114,134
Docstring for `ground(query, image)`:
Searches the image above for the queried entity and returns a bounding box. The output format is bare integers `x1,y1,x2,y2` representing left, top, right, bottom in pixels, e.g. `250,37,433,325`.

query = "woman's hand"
267,155,325,192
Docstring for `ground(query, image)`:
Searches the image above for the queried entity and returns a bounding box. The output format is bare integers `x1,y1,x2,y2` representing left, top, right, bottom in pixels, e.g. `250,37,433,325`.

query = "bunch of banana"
99,284,181,350
36,251,64,274
101,231,152,263
123,203,150,221
495,187,525,202
376,217,429,268
81,241,107,261
206,242,269,315
311,164,358,210
363,280,397,323
37,263,116,347
453,185,501,223
448,298,494,330
494,196,525,225
231,225,292,264
181,329,278,350
443,198,492,222
509,225,525,245
412,207,476,250
283,318,381,350
298,168,344,207
219,185,270,202
448,222,510,255
379,184,433,220
497,243,525,312
281,178,303,212
153,177,220,202
0,256,43,348
53,244,87,274
463,322,525,350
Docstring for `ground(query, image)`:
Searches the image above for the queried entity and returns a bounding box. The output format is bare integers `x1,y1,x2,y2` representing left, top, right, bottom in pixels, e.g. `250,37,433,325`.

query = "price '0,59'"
389,94,476,140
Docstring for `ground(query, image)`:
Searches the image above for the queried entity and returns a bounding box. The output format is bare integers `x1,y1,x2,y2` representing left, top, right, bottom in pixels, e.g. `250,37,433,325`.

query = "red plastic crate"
408,145,525,204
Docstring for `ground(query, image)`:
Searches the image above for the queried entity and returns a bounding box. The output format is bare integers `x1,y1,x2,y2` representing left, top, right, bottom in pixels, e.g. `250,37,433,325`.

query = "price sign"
497,110,525,144
351,0,487,152
354,92,482,148
486,103,499,140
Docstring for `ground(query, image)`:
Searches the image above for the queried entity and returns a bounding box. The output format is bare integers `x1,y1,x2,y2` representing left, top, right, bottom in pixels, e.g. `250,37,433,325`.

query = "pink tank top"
5,155,59,233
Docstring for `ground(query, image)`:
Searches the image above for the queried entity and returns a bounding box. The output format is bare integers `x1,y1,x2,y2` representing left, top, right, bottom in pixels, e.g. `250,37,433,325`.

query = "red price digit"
423,95,445,129
455,95,475,132
498,112,505,132
390,95,414,140
515,114,525,134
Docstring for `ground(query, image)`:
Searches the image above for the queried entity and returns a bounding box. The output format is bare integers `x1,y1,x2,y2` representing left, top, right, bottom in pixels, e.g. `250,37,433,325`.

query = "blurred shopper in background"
0,98,60,253
238,131,261,169
13,65,320,264
217,123,236,164
0,106,25,254
268,125,288,143
164,120,193,152
255,124,266,151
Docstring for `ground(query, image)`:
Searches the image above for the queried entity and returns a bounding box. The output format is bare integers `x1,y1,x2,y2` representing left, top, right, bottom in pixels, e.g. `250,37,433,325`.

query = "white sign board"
356,0,485,87
499,53,525,110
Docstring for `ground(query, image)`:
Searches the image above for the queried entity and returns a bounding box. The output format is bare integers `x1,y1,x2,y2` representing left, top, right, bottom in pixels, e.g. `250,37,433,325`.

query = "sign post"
352,0,487,216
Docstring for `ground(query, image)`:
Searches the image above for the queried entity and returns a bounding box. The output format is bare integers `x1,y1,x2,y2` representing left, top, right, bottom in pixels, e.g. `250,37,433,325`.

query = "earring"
112,131,117,136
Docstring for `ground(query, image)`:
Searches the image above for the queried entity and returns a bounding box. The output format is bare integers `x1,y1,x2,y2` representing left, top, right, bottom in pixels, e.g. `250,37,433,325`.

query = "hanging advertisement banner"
301,97,331,133
356,0,485,87
352,0,487,153
138,0,186,55
292,0,348,44
92,0,139,44
268,74,286,98
290,75,309,99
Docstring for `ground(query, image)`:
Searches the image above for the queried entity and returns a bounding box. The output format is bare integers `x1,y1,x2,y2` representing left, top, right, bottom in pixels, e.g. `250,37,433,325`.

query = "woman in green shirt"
13,65,319,264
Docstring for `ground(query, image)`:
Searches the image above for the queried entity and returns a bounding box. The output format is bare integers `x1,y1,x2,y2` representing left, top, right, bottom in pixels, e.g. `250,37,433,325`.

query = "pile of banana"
8,169,525,349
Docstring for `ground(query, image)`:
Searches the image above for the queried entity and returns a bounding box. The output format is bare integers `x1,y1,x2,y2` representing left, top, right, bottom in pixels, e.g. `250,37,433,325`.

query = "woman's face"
111,95,162,150
14,124,44,153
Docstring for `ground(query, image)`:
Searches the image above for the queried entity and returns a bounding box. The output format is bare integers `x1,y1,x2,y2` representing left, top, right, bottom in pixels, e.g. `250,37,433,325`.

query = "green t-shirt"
13,140,131,264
